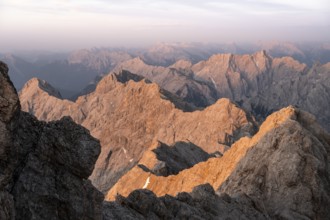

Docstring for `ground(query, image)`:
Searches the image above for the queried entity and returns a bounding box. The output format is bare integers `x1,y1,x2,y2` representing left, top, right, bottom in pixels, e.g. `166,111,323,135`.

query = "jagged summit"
20,77,62,98
170,59,193,70
91,70,195,112
105,106,330,219
74,50,330,132
218,107,330,219
20,69,256,194
106,106,330,216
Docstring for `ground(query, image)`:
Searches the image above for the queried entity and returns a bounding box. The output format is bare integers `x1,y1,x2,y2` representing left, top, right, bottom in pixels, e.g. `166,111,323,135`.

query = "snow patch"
210,77,217,89
121,147,127,154
143,177,150,189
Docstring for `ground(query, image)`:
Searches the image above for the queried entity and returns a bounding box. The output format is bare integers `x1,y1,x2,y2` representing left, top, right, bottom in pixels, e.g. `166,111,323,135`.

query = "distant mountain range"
3,41,330,99
78,50,330,132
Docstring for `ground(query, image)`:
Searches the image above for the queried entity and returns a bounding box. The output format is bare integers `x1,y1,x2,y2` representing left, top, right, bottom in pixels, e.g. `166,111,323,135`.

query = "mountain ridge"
19,70,256,193
105,105,330,219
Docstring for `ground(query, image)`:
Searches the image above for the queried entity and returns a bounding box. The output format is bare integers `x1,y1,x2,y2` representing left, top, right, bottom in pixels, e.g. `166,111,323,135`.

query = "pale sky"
0,0,329,51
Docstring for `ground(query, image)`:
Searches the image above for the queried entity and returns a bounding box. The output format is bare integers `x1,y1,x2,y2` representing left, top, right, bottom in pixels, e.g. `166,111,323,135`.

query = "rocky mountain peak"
19,69,256,194
131,56,147,65
218,106,330,219
105,106,329,202
170,59,193,69
20,77,62,98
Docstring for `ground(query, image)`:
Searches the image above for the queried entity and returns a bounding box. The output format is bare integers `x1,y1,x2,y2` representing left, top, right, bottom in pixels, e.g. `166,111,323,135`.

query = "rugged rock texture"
106,104,330,220
19,77,62,99
114,57,218,107
103,184,267,219
93,51,329,131
192,51,330,131
218,109,330,219
0,61,19,220
0,61,103,220
19,70,256,193
8,48,330,130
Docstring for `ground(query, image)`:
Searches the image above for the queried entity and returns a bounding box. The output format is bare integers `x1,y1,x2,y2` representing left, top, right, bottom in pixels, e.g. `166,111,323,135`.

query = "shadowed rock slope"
0,61,104,220
106,106,330,220
19,70,256,193
103,184,267,219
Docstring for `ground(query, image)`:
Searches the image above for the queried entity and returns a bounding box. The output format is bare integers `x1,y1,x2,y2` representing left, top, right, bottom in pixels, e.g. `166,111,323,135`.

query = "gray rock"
104,184,267,220
0,192,15,220
0,60,104,220
218,109,330,219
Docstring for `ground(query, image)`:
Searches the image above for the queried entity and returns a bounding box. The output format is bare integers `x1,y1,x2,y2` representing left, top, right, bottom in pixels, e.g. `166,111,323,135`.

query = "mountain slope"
19,70,256,193
86,51,330,131
218,109,330,219
113,57,218,107
192,51,330,131
105,105,330,220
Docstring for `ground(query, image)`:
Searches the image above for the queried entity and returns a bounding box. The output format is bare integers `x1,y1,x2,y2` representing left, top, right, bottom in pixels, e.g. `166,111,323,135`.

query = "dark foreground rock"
0,61,103,220
104,184,267,220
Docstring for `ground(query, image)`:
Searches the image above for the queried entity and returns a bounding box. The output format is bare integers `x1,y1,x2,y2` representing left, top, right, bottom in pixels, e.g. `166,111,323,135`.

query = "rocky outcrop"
218,109,330,219
19,77,62,99
103,184,267,219
111,51,330,131
192,51,330,131
0,61,103,220
114,57,218,107
106,105,330,220
0,61,20,220
19,70,256,193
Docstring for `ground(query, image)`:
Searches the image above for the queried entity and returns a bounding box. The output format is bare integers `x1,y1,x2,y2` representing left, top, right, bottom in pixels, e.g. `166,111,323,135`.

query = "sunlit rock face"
20,70,256,193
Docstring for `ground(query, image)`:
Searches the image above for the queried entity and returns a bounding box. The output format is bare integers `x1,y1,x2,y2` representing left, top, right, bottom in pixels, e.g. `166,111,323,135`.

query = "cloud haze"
0,0,329,51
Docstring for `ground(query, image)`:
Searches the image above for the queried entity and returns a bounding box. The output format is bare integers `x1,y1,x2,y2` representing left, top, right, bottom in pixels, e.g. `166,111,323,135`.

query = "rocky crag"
106,106,330,219
114,51,330,131
19,70,256,193
0,61,103,219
